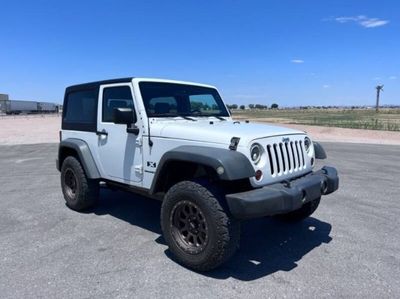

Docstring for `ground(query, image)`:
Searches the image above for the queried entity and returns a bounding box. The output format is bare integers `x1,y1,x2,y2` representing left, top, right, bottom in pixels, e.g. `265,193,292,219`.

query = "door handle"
96,129,108,136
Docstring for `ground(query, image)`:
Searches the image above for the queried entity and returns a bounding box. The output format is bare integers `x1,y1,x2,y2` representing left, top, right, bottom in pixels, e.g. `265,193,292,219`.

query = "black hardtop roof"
65,77,134,93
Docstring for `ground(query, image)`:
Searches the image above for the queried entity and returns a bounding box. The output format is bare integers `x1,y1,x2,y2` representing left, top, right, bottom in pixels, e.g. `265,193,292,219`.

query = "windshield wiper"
190,113,227,121
213,115,226,121
149,113,196,121
178,115,197,121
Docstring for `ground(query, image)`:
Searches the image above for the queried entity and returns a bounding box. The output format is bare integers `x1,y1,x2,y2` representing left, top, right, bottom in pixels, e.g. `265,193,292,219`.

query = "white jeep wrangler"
57,77,339,271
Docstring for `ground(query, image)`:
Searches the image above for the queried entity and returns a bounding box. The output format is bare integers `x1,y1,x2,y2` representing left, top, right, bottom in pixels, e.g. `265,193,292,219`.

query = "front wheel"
276,197,321,222
161,181,240,271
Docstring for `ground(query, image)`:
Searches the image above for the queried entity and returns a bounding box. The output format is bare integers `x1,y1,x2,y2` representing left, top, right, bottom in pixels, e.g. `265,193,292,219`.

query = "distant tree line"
226,104,400,111
226,103,279,110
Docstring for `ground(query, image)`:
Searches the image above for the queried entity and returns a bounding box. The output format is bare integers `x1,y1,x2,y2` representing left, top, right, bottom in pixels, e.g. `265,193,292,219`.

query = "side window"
102,86,134,122
63,89,98,131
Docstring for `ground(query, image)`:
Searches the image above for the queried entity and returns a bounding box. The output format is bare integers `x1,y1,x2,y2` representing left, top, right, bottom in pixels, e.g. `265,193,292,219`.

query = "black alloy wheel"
171,200,209,254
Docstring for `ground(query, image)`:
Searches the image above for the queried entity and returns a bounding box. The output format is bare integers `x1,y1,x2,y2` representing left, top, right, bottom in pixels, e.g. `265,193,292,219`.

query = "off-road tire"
60,156,99,211
161,181,240,271
276,197,321,222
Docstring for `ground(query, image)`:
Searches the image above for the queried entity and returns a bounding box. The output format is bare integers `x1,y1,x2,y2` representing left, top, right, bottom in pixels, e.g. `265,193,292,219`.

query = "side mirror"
113,108,139,135
113,108,136,125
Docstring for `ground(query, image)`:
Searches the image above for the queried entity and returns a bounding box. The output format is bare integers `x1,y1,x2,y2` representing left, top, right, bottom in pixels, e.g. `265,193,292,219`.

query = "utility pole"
375,85,384,112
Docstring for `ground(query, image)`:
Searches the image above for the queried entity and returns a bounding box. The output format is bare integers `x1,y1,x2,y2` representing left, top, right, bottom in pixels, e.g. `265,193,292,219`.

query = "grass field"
233,108,400,131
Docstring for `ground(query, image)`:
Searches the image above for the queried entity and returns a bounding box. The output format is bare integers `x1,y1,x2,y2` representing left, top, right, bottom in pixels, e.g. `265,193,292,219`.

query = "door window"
102,86,135,122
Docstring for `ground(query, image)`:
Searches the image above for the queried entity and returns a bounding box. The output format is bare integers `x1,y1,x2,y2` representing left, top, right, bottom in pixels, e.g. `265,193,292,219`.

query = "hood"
150,119,305,146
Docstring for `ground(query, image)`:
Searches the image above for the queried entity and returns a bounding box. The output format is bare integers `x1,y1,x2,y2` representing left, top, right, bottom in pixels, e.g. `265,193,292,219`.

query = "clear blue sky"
1,0,399,106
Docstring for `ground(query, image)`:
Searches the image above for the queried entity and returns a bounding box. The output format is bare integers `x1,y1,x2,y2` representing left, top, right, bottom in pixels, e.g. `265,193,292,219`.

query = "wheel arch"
57,138,101,179
149,146,255,195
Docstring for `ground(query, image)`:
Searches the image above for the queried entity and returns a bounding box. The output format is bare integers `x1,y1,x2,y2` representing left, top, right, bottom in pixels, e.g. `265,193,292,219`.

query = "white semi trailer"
5,100,59,114
6,100,38,114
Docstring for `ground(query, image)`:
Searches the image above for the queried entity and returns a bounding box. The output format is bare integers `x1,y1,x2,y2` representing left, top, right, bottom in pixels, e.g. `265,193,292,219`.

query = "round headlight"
304,137,311,152
250,144,262,164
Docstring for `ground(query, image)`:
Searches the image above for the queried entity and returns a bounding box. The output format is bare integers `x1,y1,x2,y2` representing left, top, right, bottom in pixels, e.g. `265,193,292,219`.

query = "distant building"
0,94,9,113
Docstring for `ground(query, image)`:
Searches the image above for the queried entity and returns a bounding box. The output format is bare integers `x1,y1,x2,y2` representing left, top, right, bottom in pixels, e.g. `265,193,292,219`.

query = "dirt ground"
0,115,61,145
0,115,399,145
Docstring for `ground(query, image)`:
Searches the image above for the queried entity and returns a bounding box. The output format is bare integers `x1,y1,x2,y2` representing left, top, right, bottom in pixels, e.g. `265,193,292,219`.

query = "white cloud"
373,77,381,81
360,18,389,28
334,15,389,28
291,59,304,64
389,76,397,80
335,16,358,23
322,84,330,88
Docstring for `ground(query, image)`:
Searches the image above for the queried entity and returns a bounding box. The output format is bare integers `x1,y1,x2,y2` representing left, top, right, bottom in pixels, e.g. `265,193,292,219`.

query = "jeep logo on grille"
282,137,290,143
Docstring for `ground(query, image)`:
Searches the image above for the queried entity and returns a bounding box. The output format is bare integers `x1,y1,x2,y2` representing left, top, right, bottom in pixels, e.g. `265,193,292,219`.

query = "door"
96,84,143,184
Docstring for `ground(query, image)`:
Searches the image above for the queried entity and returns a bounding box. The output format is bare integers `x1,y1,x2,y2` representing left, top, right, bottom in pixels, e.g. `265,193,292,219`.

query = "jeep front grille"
266,140,306,176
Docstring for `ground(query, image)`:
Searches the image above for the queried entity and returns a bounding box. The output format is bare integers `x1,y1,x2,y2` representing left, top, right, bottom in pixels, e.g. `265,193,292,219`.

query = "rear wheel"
276,197,321,222
161,181,240,271
61,156,99,211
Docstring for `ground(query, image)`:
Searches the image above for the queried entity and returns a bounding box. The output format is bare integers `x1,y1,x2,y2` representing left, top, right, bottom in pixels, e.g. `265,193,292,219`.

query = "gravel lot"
0,142,399,298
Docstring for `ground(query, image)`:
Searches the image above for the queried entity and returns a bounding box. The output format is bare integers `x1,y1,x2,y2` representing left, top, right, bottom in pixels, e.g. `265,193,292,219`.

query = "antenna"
147,116,153,147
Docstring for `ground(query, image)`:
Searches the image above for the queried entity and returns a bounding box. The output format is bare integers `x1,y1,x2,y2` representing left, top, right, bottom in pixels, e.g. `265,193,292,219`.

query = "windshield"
139,82,230,118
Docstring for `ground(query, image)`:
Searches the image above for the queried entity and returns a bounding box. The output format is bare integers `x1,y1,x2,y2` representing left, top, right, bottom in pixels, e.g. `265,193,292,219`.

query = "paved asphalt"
0,142,399,298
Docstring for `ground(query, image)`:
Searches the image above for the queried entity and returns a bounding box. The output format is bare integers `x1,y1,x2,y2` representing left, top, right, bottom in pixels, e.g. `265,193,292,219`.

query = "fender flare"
149,145,255,194
57,138,101,179
313,142,327,159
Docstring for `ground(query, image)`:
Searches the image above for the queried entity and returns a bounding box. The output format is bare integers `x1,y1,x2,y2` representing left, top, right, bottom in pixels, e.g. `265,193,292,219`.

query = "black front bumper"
226,166,339,219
